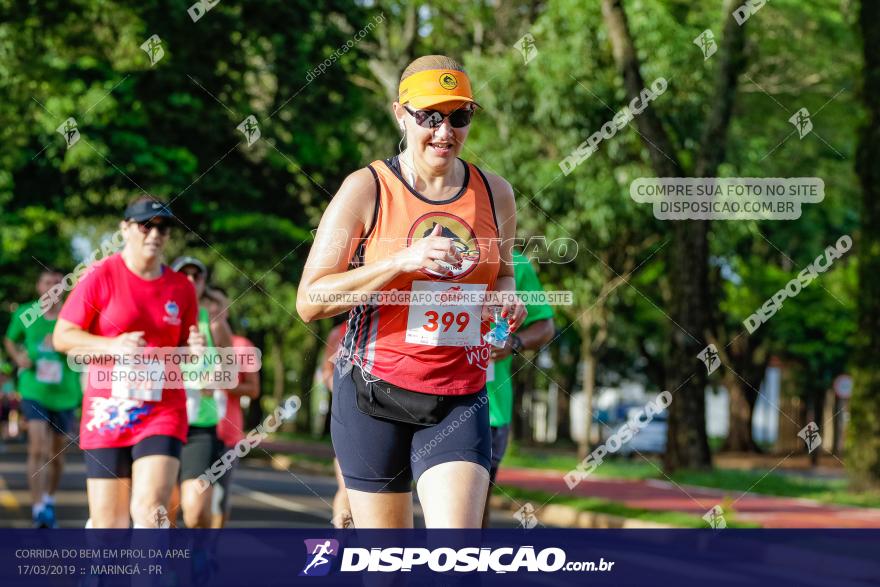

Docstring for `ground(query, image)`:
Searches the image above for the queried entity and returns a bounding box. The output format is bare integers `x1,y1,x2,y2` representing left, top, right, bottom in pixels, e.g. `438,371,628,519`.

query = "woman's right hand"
391,223,462,274
14,352,32,370
111,331,146,354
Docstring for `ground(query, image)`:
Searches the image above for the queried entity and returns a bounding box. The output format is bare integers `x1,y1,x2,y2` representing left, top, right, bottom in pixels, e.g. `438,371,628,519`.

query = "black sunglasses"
403,105,476,129
130,218,172,236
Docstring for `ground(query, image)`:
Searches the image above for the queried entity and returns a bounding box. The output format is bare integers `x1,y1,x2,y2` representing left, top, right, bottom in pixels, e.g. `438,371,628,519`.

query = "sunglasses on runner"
403,105,476,129
130,218,172,236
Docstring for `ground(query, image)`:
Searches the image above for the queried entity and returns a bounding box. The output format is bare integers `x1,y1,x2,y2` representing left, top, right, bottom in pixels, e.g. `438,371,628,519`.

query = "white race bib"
487,359,495,382
405,281,486,347
35,359,63,384
111,358,164,402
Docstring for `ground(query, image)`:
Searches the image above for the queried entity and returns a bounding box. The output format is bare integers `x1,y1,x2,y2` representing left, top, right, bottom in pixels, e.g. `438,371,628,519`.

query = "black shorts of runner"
179,425,224,482
84,435,183,479
331,364,491,493
489,424,511,484
20,399,75,435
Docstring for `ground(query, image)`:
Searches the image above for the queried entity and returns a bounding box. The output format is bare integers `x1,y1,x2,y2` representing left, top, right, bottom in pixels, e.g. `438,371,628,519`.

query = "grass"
495,485,760,528
672,469,880,509
503,451,658,480
501,449,880,509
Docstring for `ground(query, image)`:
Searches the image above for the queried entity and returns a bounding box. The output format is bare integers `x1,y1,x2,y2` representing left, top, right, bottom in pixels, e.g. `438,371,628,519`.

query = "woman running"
297,55,526,528
53,196,203,528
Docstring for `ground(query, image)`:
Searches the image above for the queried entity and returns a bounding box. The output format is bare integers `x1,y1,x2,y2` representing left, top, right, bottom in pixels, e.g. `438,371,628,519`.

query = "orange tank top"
341,156,501,395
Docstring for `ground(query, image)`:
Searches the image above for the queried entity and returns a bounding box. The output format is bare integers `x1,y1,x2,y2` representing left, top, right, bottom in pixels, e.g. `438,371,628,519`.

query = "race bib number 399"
405,281,486,347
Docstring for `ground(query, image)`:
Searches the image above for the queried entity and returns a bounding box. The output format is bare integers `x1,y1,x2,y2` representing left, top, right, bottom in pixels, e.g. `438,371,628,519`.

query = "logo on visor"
439,73,458,90
408,212,480,279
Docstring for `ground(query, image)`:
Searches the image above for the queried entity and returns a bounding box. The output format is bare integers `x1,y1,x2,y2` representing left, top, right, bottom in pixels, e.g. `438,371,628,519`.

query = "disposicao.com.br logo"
299,539,614,575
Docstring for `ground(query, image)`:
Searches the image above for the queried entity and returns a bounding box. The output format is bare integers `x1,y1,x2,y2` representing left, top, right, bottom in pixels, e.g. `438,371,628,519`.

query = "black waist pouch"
352,365,450,426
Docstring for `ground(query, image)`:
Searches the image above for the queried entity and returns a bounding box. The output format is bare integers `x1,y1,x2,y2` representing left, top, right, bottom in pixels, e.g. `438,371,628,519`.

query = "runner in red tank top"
297,55,526,529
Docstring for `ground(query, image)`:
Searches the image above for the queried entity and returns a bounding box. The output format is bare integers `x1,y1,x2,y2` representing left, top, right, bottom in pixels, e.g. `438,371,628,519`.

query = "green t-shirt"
487,252,554,427
185,306,219,427
4,301,81,411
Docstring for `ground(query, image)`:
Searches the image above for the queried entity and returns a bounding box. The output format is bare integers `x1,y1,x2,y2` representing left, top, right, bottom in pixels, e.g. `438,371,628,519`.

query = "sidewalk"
266,437,880,529
496,467,880,529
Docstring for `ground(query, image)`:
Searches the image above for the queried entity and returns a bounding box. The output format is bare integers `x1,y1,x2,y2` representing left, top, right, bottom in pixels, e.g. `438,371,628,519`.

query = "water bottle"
483,307,510,348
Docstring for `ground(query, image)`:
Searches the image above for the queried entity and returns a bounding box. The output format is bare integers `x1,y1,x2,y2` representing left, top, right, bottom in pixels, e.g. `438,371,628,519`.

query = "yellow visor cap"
398,69,477,109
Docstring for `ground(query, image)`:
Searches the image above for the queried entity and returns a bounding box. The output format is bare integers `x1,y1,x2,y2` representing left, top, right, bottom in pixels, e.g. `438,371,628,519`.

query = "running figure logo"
798,422,822,453
693,29,717,60
789,108,813,139
299,539,339,577
514,503,539,529
140,34,165,66
702,505,727,530
237,115,261,147
56,117,80,149
152,505,171,528
407,212,481,280
697,344,721,375
515,33,539,65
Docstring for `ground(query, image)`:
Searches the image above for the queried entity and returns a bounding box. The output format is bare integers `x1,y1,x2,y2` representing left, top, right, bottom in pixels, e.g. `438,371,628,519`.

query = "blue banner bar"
2,529,878,586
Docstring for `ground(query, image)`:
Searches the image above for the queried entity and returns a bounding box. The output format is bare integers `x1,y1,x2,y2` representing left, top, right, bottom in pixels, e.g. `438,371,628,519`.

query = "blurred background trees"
0,0,872,482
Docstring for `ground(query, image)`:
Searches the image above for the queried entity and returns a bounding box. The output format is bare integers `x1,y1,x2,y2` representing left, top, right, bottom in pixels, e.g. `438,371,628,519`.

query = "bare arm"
3,338,31,370
491,317,555,361
229,370,260,399
53,318,144,357
296,168,462,322
208,311,234,350
518,318,555,350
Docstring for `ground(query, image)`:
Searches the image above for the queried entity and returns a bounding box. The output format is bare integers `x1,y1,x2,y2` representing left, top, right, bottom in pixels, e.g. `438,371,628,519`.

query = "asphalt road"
0,439,524,528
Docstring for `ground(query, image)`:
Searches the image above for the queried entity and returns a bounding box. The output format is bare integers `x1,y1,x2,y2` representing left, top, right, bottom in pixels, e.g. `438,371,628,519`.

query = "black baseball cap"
171,256,208,276
124,199,175,223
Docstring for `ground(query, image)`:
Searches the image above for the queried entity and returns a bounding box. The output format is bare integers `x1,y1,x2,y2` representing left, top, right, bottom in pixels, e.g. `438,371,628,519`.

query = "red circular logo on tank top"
407,212,481,280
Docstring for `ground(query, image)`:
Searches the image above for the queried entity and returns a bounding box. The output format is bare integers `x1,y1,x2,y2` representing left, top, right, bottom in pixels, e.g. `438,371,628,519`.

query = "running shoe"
38,502,58,528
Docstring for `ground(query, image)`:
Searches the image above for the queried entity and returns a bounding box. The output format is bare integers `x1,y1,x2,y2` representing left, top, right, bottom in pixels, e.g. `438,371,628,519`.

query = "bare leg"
130,455,179,527
87,478,132,528
331,459,353,528
346,489,413,528
180,479,213,528
417,461,488,528
168,483,181,528
26,421,49,509
481,485,492,529
47,431,66,496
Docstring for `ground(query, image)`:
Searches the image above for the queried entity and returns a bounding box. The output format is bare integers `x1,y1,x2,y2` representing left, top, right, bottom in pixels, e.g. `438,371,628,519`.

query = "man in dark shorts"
4,269,82,527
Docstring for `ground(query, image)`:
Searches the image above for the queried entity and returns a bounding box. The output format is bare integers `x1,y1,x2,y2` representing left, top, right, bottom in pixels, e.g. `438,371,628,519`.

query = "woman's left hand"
501,296,527,333
483,292,527,333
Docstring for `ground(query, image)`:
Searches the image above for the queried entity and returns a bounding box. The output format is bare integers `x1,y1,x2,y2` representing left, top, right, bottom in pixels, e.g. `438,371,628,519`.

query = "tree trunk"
663,221,712,471
720,335,767,453
578,348,596,460
723,375,759,452
848,0,880,486
602,0,747,472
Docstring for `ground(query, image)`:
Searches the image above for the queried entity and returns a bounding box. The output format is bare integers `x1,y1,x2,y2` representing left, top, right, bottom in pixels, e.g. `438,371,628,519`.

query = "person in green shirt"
481,251,555,528
170,256,233,528
3,268,82,528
